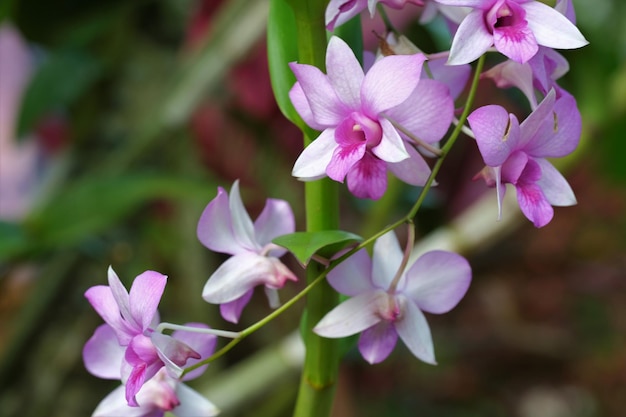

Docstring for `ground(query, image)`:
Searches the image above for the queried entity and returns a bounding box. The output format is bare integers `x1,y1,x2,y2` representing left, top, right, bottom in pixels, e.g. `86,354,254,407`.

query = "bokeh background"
1,0,625,416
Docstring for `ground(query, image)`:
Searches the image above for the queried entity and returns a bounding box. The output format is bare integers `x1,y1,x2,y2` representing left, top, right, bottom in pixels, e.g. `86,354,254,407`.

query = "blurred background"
0,0,625,416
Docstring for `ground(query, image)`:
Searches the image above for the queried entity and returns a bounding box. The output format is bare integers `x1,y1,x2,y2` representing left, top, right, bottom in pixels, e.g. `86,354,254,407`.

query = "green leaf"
272,230,363,265
0,222,30,262
267,0,303,129
16,48,102,137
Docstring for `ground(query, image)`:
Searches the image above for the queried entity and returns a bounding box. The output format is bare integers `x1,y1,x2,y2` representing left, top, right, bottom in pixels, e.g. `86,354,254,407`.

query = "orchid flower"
326,0,424,31
468,89,580,227
87,325,219,417
84,267,209,406
197,180,297,323
315,231,471,364
435,0,588,65
290,36,454,199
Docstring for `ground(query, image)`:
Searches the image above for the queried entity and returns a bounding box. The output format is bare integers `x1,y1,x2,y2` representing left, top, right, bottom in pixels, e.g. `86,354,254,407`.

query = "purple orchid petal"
525,93,581,158
394,297,436,364
202,253,288,304
253,197,294,250
229,180,260,252
219,289,254,324
386,144,432,187
314,290,386,338
361,53,425,115
151,332,201,380
107,266,137,330
482,60,537,108
535,158,576,207
292,128,337,180
289,82,326,131
326,36,364,110
519,88,556,148
500,150,529,184
129,270,167,332
387,79,454,144
171,323,217,381
289,62,349,126
325,0,368,31
358,321,399,364
327,140,367,182
371,118,410,163
468,105,520,167
197,186,241,255
447,9,494,65
522,1,587,49
555,0,576,24
515,159,554,227
345,153,387,199
327,248,374,296
371,231,404,289
83,324,125,380
404,251,471,314
173,382,220,417
433,0,491,6
85,285,132,344
424,58,471,100
493,20,538,63
91,385,150,417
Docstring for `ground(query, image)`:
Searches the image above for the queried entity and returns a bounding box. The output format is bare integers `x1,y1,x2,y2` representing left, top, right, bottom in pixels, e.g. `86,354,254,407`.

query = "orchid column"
285,1,342,416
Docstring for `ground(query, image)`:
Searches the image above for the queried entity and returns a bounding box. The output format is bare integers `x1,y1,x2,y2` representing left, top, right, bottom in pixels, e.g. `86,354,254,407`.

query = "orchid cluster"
83,0,588,415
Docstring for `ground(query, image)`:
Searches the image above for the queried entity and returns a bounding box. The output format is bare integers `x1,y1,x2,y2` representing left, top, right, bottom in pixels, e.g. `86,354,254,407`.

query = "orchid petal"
314,291,386,338
83,324,125,380
519,89,556,147
535,158,577,207
482,60,537,108
372,118,410,163
523,1,588,50
197,187,241,255
325,0,368,31
289,62,349,126
361,54,425,115
171,323,217,381
92,385,151,417
493,23,538,63
219,289,254,324
358,321,398,364
387,144,432,187
433,0,491,7
151,332,200,380
84,285,130,343
327,141,366,182
371,231,403,289
345,153,387,199
254,198,294,250
229,180,260,252
107,266,135,329
292,128,337,180
447,9,494,65
174,383,220,417
289,82,326,131
468,105,520,166
515,160,554,227
129,270,167,332
326,36,364,110
327,248,374,296
395,298,436,364
404,251,471,314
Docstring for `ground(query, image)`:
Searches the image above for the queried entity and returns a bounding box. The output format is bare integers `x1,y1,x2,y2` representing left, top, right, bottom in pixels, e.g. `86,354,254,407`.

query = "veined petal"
197,186,241,255
404,251,471,314
468,105,520,166
107,266,135,329
371,231,403,290
358,321,399,364
326,36,364,110
535,158,577,207
387,144,432,187
345,153,387,199
174,383,220,417
229,180,260,252
327,248,374,296
387,79,454,144
314,290,385,338
129,270,167,332
482,60,537,108
515,160,553,227
289,62,349,126
325,0,368,31
372,118,410,163
361,53,425,115
523,1,588,49
151,332,201,380
493,23,538,63
519,89,556,148
289,82,326,131
202,253,283,304
253,198,295,248
292,128,337,180
327,141,366,182
85,285,134,344
447,9,494,65
83,324,125,380
395,298,436,364
423,58,471,100
219,289,254,324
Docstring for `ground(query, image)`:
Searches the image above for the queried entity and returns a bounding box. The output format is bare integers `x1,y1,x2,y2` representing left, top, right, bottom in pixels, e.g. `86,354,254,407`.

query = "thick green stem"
288,1,341,416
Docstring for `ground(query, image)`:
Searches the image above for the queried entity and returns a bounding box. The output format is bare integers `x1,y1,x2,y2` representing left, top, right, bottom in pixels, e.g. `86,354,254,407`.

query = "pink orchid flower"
84,267,209,406
197,180,297,323
315,231,471,364
435,0,587,65
326,0,425,31
290,36,453,199
468,89,580,227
